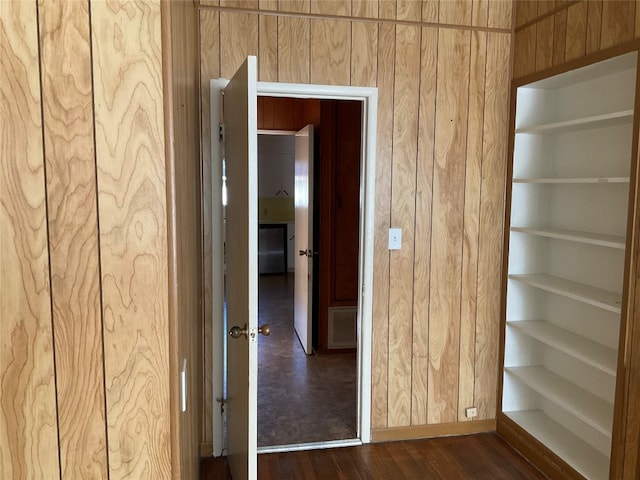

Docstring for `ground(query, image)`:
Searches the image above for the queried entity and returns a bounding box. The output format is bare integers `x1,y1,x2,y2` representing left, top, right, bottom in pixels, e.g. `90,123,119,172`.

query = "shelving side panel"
505,410,610,479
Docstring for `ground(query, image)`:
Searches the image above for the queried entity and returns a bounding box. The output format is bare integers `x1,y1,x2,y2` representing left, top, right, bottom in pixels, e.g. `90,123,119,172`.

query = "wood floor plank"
201,433,546,480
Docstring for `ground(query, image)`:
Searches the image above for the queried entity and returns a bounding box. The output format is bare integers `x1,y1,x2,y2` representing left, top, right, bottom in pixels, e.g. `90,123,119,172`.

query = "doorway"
256,97,362,448
210,72,377,461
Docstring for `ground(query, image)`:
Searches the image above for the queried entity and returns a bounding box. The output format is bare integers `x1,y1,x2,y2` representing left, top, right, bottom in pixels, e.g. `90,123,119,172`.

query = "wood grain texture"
410,27,437,426
553,10,567,65
38,1,108,478
220,12,258,79
370,22,395,430
473,0,489,27
488,0,512,29
475,31,510,421
586,0,602,55
535,15,553,71
428,27,470,425
278,16,310,83
350,22,378,87
515,0,540,28
439,0,472,26
396,0,422,21
422,0,439,23
279,0,310,14
162,1,202,478
259,14,278,81
310,19,350,85
0,2,60,478
565,1,587,61
514,25,536,78
199,7,220,447
90,1,171,478
600,0,635,50
311,0,350,16
458,30,487,423
387,24,421,428
352,0,378,18
379,0,397,20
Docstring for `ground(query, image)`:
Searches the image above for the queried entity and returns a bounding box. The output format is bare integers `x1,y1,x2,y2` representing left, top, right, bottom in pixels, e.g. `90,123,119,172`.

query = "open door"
294,125,314,354
223,56,260,480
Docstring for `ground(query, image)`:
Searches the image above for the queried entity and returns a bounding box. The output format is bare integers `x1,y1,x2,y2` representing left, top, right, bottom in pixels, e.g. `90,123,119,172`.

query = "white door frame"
210,79,377,454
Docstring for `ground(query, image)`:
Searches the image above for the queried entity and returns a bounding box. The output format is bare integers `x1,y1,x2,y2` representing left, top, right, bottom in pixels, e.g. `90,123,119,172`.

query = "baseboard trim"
199,442,213,457
496,413,583,480
371,419,496,442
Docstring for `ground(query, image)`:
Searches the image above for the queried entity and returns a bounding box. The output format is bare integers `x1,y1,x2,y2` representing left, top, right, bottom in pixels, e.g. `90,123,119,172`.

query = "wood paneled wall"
199,0,512,443
512,2,640,478
1,1,202,479
513,0,640,80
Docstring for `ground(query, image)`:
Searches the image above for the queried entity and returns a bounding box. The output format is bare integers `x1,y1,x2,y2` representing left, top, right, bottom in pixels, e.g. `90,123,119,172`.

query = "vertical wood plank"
552,10,567,66
350,22,378,87
199,8,220,447
220,0,258,8
279,0,310,13
411,27,438,426
535,15,554,72
513,25,537,78
220,12,258,79
388,24,421,428
488,0,512,29
371,22,395,430
310,19,350,85
397,0,422,21
586,0,602,54
0,2,60,478
422,0,440,23
90,0,171,477
473,0,489,27
439,0,472,25
353,0,379,17
428,27,470,425
458,30,487,423
601,0,635,49
637,0,640,38
38,1,108,477
475,31,510,421
515,0,539,28
380,0,397,19
565,1,587,62
259,14,278,81
311,0,351,15
537,0,555,16
278,16,310,83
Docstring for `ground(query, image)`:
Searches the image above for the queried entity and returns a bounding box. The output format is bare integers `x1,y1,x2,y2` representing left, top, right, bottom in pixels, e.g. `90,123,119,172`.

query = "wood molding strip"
371,419,496,442
514,1,580,34
198,4,511,34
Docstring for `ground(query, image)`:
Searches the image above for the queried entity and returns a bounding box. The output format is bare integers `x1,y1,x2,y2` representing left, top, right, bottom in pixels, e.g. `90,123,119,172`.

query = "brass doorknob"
229,324,271,339
229,324,247,339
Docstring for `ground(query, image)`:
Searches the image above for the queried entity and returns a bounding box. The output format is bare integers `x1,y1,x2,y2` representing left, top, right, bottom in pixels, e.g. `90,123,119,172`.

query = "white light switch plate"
389,228,402,250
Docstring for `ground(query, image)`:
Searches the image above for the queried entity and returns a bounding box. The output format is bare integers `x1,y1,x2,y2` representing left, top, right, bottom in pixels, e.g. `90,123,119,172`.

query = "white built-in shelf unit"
503,51,638,480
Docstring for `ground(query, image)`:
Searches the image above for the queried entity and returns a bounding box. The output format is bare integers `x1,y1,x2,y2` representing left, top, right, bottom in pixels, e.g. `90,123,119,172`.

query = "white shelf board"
509,274,622,313
505,366,614,437
507,320,618,376
512,177,630,184
505,410,610,480
510,226,626,249
515,109,633,134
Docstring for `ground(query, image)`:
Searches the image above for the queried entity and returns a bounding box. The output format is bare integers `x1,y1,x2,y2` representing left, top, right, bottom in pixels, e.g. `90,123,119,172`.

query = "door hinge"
219,122,225,142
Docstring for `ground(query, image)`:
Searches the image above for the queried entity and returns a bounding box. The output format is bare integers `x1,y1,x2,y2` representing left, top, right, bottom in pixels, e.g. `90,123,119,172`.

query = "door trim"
210,79,378,450
257,81,377,446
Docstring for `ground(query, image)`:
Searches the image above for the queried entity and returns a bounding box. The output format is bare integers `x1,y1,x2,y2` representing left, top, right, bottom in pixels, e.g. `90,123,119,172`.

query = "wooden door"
294,125,314,354
223,56,259,480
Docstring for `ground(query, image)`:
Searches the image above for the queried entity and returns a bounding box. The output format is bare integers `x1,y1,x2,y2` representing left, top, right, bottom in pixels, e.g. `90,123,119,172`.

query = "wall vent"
327,306,357,349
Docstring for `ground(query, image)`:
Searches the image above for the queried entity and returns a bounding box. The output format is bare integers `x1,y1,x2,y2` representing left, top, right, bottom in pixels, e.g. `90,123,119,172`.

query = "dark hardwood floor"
200,433,547,479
